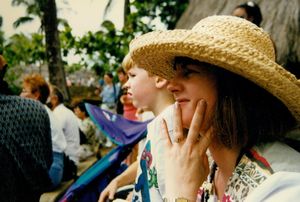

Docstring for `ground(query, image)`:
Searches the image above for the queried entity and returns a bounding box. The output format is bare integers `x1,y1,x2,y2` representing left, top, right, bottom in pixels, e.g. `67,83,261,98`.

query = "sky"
0,0,125,38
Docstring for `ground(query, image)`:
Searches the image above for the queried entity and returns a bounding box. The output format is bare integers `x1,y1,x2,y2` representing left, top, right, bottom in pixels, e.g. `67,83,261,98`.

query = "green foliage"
3,0,188,83
3,33,45,67
132,0,189,29
66,63,82,74
60,22,75,57
13,16,34,28
1,32,46,90
71,0,188,75
12,0,44,31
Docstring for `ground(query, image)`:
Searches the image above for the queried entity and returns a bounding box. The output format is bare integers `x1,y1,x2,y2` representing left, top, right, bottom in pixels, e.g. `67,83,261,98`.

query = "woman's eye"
182,68,193,77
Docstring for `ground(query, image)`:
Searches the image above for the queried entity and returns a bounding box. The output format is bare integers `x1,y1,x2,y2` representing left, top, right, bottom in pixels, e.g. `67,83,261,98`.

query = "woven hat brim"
130,30,300,122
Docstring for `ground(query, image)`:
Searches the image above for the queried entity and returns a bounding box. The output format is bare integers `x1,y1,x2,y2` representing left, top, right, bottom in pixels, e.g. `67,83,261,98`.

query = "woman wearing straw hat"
129,15,300,201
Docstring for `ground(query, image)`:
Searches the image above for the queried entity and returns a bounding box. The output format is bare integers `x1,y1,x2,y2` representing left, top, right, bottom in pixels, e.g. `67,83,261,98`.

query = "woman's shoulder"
255,141,300,172
245,171,300,202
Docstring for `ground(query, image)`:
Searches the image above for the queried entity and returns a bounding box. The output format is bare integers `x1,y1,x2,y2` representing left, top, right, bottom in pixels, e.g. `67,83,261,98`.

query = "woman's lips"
176,99,189,105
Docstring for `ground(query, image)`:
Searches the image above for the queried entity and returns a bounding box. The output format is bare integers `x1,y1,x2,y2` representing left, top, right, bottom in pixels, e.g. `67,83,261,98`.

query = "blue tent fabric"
86,103,151,146
59,146,130,202
59,104,151,202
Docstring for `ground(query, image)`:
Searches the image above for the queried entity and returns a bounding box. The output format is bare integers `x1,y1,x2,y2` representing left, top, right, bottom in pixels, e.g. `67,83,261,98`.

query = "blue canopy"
59,103,151,202
86,103,151,146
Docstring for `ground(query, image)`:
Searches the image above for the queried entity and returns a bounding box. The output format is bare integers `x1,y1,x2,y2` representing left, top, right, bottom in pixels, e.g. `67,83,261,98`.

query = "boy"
98,54,174,202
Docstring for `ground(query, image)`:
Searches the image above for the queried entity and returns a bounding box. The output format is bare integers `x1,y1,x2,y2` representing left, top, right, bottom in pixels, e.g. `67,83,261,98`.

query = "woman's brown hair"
174,57,297,149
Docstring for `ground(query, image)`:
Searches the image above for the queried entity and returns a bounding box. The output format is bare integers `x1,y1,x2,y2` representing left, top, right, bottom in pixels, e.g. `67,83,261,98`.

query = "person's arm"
98,161,138,202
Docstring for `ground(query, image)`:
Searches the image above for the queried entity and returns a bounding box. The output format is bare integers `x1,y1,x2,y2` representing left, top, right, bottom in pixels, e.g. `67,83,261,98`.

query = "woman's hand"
162,100,213,201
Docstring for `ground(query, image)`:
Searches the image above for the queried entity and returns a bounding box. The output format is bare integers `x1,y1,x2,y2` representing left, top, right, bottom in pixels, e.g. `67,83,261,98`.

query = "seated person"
98,53,174,202
0,93,52,201
74,101,98,161
20,73,67,189
128,15,300,201
49,85,80,167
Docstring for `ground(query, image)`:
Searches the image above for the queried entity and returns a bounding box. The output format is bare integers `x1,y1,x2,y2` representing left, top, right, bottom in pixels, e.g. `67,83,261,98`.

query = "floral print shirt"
197,149,274,202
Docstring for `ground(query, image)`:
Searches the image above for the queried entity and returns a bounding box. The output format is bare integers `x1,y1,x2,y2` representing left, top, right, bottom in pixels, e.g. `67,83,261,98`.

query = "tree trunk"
41,0,70,101
124,0,130,24
176,0,300,77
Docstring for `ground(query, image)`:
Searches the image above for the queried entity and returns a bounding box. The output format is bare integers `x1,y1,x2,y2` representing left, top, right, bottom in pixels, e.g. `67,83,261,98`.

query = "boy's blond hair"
122,53,134,72
122,53,153,76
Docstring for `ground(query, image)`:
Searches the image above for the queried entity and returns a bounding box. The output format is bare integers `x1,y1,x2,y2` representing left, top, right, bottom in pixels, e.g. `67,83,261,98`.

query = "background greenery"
0,0,188,95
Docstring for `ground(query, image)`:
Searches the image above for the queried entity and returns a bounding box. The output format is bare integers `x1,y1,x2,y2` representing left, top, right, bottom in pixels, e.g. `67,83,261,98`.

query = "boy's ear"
155,76,168,89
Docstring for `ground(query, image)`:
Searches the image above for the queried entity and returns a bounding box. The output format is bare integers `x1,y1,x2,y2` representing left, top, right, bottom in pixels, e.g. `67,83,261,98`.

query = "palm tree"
12,0,70,100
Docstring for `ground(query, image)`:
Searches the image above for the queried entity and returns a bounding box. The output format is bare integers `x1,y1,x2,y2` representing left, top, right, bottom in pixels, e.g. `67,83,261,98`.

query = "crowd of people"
1,1,299,202
0,49,147,201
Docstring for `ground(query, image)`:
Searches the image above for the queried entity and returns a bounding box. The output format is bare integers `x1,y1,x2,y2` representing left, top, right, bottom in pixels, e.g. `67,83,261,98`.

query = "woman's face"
20,83,38,100
118,72,128,84
123,65,156,109
232,7,248,19
74,107,85,120
103,74,113,84
167,63,218,130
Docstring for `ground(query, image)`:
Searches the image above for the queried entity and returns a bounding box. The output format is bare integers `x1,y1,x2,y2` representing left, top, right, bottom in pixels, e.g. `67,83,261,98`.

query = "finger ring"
174,137,181,143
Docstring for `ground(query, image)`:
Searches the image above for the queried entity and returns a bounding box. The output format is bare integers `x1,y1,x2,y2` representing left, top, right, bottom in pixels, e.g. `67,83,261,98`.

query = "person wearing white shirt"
20,74,67,188
49,86,80,165
44,106,67,187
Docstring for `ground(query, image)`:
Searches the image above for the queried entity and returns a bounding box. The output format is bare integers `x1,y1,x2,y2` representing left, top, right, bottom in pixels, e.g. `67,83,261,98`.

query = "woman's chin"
182,118,192,129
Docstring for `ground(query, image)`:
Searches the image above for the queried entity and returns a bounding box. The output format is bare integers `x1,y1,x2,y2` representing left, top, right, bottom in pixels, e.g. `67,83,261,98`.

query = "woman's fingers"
161,118,172,147
173,102,184,143
198,126,213,154
163,100,212,153
186,99,207,144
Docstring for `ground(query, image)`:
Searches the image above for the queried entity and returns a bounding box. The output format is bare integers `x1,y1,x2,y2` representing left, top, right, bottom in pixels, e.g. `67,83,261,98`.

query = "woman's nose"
167,78,180,93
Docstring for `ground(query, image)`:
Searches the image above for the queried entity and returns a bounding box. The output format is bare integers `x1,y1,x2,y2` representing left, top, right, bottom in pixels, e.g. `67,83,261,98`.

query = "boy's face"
124,65,157,109
167,63,218,130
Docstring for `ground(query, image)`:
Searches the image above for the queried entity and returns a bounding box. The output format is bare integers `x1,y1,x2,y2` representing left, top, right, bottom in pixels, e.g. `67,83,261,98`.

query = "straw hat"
129,15,300,122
